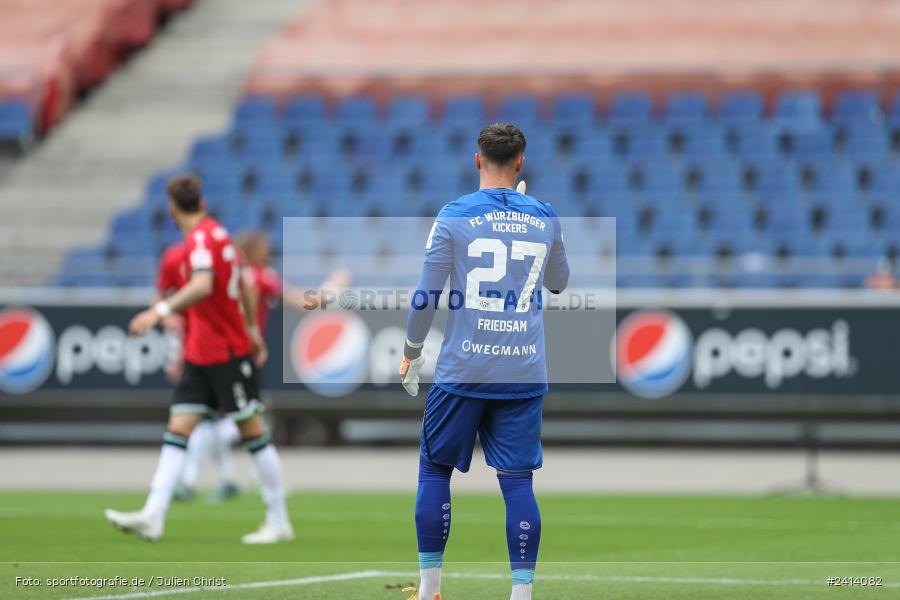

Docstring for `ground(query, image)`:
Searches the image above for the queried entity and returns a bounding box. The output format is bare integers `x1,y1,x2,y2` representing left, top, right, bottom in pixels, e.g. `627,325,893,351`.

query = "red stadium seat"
0,0,193,136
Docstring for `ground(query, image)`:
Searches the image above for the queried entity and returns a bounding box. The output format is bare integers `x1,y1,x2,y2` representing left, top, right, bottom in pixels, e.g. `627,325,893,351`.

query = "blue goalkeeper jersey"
413,187,570,399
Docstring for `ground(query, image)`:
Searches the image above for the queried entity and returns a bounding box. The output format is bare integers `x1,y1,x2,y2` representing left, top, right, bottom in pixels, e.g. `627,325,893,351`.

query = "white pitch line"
64,570,382,600
66,569,900,599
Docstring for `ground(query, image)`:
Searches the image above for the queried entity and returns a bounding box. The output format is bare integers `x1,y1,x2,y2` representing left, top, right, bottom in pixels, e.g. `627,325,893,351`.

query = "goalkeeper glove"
399,339,425,396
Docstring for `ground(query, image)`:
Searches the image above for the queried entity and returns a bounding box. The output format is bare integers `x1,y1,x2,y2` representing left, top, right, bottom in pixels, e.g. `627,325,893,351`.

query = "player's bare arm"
239,270,268,367
282,267,353,310
129,271,213,336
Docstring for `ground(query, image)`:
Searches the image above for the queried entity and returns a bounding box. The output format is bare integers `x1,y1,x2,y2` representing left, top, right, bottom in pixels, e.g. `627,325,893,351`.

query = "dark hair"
477,123,526,166
166,175,202,213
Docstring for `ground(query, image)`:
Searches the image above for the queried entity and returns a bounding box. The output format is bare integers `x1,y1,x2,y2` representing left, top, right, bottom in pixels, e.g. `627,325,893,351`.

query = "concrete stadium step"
0,0,310,286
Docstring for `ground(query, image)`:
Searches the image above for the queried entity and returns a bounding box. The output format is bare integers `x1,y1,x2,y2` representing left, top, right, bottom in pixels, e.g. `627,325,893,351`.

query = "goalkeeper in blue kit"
399,124,570,600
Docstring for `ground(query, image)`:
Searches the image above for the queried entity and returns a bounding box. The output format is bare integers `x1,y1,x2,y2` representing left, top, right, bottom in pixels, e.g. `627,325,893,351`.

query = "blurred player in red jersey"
199,231,349,474
235,230,351,332
155,242,243,503
105,175,293,544
155,243,188,382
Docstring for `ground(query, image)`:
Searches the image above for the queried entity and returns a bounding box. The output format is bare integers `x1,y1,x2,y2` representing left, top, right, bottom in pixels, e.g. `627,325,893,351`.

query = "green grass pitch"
2,491,899,599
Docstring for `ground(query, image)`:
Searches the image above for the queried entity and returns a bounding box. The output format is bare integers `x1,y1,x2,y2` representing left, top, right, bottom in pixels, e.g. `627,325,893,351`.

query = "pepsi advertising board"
2,302,900,405
0,305,180,394
612,307,884,399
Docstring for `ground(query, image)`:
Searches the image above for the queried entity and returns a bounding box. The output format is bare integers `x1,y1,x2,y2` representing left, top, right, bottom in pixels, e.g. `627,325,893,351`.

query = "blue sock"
498,472,541,585
416,456,453,568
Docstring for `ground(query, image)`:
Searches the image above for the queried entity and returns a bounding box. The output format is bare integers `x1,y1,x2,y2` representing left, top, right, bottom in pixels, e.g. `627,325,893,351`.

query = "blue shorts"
420,385,543,473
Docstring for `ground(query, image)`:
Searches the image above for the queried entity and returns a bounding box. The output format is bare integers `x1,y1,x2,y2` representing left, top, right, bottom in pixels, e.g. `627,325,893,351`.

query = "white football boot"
104,509,164,541
241,521,295,544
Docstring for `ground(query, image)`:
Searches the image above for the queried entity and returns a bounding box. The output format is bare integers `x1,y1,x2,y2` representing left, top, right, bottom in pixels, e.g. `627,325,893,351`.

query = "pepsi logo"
0,308,55,394
290,310,370,397
614,310,693,399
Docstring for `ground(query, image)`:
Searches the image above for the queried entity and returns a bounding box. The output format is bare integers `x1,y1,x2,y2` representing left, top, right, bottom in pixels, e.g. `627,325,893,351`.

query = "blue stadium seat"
607,213,637,238
810,162,857,203
775,90,822,125
664,93,708,125
787,127,833,161
235,96,278,125
614,234,652,257
707,210,754,233
336,95,377,123
443,95,485,124
109,257,156,286
719,92,764,124
585,165,629,199
292,127,341,161
368,172,407,196
566,127,611,159
219,212,261,234
352,125,395,160
729,123,778,160
57,250,113,287
498,94,540,124
625,128,668,160
754,163,801,201
0,100,34,144
691,160,741,198
609,93,653,125
788,273,840,288
202,172,243,200
616,273,660,288
602,196,638,218
652,212,696,235
311,172,352,199
868,163,900,199
521,129,556,162
284,95,326,125
110,210,152,236
642,167,684,200
767,217,809,245
704,231,763,259
822,210,870,235
189,135,232,167
402,131,447,158
114,235,158,256
552,93,595,124
254,168,297,197
884,206,900,233
682,127,726,160
844,128,889,161
833,91,882,124
889,93,900,124
388,96,430,125
235,129,283,159
650,231,702,257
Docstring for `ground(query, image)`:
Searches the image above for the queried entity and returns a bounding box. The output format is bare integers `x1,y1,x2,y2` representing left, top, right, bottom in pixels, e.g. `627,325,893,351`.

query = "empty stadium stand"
0,0,192,147
0,0,305,286
3,0,897,290
60,87,900,288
